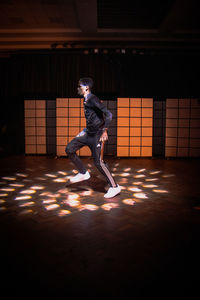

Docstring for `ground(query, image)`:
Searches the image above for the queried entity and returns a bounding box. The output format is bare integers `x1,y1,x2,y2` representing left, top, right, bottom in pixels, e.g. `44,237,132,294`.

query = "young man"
65,77,121,198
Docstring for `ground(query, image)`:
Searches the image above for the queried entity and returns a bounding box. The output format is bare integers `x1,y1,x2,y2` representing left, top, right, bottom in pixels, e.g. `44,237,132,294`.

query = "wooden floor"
0,155,200,299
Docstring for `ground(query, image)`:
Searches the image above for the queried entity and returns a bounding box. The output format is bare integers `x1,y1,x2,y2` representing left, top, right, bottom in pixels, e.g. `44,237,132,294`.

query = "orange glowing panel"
142,128,152,137
130,118,141,127
57,127,68,136
142,98,153,107
130,147,140,156
56,98,68,107
130,128,141,137
130,108,141,118
141,147,152,156
118,98,130,107
142,108,153,118
69,98,81,107
57,118,68,127
117,137,129,146
118,127,129,136
57,107,68,117
68,108,80,117
118,107,129,117
117,147,129,156
69,118,79,126
118,118,130,127
142,118,153,127
130,98,141,107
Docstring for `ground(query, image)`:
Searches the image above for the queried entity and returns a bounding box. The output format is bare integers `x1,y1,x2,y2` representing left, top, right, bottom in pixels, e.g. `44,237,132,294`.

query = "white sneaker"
104,185,121,198
70,171,90,183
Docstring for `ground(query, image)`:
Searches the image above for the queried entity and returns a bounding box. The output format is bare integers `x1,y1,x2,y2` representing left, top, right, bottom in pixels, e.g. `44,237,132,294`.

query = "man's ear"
86,85,89,91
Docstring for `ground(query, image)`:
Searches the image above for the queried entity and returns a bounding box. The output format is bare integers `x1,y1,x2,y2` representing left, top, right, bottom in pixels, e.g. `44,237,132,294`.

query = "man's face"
77,82,88,96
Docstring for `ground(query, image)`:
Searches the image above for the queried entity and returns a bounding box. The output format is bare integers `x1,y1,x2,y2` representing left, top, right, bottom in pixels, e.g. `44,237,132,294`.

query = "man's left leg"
89,133,121,198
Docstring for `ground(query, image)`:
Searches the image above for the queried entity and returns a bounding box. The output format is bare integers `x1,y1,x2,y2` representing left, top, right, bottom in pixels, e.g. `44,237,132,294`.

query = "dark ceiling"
0,0,200,55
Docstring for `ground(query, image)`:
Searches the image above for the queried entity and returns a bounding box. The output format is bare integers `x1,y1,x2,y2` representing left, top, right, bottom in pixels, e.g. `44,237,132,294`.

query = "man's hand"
100,130,108,142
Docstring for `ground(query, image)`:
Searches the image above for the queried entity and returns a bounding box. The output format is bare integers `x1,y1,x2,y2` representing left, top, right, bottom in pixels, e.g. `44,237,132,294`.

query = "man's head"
77,77,93,96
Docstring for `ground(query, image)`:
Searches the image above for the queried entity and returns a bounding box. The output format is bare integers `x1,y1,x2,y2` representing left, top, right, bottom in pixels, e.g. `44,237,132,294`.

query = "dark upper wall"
1,51,200,100
0,51,200,155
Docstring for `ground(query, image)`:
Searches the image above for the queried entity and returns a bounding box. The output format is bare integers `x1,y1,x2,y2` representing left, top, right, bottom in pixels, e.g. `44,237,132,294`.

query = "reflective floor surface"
0,155,200,299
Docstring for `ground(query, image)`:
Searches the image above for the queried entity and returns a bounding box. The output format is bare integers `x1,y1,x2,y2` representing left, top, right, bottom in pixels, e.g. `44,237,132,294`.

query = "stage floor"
0,155,200,299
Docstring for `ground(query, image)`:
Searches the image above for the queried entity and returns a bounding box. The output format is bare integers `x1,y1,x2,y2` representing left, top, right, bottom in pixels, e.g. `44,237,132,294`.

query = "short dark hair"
79,77,93,90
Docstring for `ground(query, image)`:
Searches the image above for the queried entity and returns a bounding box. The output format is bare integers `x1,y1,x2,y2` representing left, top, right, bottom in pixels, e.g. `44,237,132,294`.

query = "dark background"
0,51,199,155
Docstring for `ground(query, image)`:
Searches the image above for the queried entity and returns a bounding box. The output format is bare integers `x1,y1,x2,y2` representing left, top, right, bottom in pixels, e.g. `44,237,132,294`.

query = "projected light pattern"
0,163,171,218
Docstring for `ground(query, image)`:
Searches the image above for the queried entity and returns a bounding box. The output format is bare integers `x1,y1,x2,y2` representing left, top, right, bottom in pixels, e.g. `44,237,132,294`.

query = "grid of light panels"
24,98,200,158
56,98,90,157
117,98,153,157
24,100,46,154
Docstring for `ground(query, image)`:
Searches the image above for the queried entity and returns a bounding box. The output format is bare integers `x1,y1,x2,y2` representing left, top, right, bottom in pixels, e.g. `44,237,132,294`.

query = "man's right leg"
65,134,90,183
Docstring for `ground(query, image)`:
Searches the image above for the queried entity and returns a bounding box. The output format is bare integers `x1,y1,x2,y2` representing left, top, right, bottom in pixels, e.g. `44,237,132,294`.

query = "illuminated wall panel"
117,98,153,157
165,99,200,157
56,98,90,157
24,100,46,154
56,98,116,157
